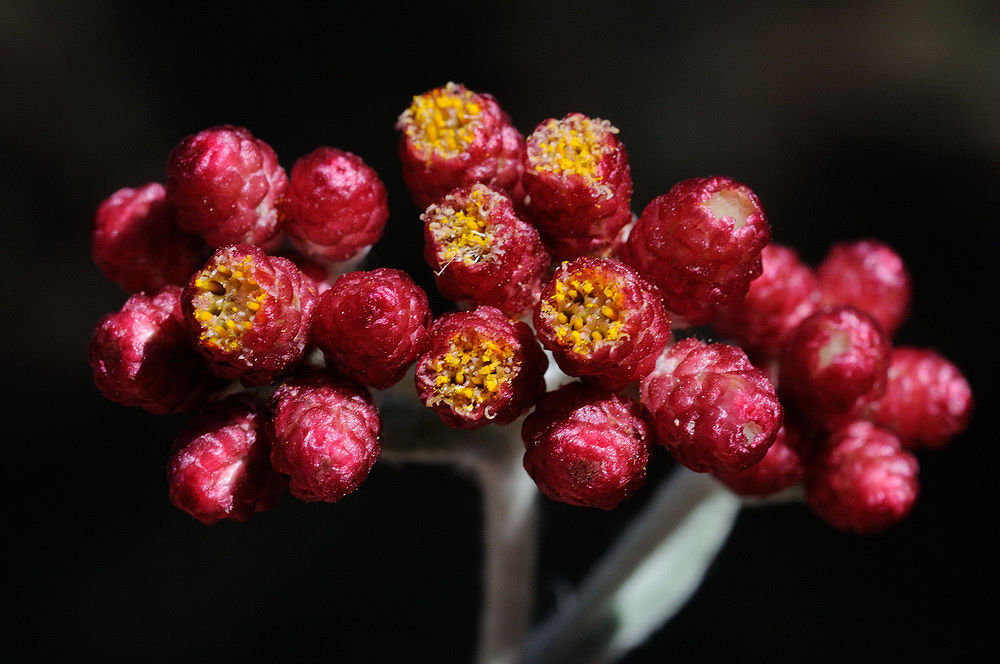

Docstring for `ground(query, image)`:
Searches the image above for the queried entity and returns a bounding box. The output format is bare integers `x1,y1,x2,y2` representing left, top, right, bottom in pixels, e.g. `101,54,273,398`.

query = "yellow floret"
398,82,485,160
528,114,619,197
422,183,500,268
541,266,627,355
426,332,516,413
192,255,267,351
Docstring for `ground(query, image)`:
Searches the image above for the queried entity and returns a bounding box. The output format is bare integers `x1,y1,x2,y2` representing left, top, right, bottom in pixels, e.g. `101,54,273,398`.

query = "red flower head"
166,125,287,248
868,347,972,450
522,383,651,510
182,244,316,386
780,306,890,430
534,257,671,390
817,239,912,337
521,113,632,260
624,176,771,325
281,147,389,261
640,338,783,473
422,183,549,318
712,419,806,497
168,395,285,524
313,268,432,389
88,286,222,414
397,82,524,208
91,182,205,293
415,307,547,429
806,421,919,535
713,244,820,360
270,370,381,503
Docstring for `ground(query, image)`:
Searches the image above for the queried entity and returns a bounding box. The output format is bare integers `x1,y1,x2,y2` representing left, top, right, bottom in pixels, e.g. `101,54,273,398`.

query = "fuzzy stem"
377,376,537,664
523,468,740,664
474,437,538,664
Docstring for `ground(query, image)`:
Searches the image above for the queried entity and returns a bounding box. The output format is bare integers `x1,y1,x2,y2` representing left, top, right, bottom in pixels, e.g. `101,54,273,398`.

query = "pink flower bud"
523,383,651,510
641,338,783,473
868,347,972,449
624,176,771,324
270,371,381,503
91,183,205,293
713,420,806,497
282,147,389,261
780,306,889,430
313,268,432,389
89,286,222,414
806,421,918,535
713,244,820,359
167,125,287,247
168,395,285,524
817,239,911,337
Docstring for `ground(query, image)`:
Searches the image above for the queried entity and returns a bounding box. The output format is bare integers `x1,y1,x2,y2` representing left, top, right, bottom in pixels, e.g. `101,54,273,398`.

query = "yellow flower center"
423,184,499,267
541,264,627,354
191,255,267,352
427,331,516,413
528,114,618,197
398,82,484,160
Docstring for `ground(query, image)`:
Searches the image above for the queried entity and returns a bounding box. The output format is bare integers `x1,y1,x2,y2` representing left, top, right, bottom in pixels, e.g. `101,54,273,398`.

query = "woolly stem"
474,436,538,664
377,371,770,664
523,468,740,664
378,375,537,664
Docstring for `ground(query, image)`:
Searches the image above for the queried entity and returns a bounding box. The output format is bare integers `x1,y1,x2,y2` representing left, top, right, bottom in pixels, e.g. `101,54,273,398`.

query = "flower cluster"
91,125,400,522
90,85,971,535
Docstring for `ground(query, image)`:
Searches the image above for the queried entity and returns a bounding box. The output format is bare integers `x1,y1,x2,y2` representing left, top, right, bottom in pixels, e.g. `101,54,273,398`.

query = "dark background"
3,1,996,662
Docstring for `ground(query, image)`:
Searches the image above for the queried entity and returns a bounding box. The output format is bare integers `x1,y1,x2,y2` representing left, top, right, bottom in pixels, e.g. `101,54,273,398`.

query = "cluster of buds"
89,84,971,536
90,125,401,522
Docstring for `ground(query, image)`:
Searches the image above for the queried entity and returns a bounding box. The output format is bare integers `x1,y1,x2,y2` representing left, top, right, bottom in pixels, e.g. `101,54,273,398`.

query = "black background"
3,1,996,662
